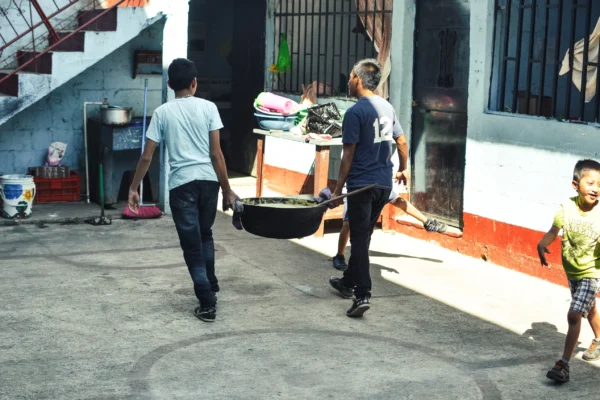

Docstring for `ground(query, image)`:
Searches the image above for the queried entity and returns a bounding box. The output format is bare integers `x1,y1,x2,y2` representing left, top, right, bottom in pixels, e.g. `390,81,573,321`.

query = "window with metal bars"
271,0,392,98
490,0,600,123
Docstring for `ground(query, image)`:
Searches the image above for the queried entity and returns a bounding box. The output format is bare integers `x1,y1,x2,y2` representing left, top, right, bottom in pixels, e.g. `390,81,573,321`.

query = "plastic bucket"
0,175,36,219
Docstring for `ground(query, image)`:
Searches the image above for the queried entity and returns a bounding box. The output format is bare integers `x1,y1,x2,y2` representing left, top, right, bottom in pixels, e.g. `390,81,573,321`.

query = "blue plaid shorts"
569,278,600,318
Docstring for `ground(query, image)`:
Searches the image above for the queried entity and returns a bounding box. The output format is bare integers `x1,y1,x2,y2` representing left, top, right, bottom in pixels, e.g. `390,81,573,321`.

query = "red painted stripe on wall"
386,213,566,287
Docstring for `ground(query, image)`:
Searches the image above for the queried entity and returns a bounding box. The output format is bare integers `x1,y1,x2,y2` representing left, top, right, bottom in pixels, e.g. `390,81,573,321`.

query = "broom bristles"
122,204,162,219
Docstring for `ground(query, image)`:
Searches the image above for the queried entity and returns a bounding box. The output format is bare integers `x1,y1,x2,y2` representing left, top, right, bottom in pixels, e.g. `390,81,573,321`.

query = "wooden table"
253,129,344,237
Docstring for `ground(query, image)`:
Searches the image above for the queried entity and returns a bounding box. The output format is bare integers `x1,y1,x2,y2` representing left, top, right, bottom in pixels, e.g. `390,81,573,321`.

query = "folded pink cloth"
259,105,276,113
256,92,296,115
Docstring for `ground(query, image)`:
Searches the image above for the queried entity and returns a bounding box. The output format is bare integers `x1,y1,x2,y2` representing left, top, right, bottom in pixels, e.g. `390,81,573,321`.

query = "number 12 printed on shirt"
373,117,393,143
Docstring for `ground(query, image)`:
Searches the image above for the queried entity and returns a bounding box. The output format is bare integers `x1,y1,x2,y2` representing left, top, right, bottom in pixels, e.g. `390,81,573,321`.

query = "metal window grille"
490,0,600,123
272,0,392,96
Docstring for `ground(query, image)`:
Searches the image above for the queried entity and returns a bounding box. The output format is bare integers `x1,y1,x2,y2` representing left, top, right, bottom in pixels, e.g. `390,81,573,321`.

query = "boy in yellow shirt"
538,159,600,383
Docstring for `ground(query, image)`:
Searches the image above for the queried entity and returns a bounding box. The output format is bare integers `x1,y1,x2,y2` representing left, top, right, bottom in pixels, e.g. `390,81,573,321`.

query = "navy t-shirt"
342,96,403,189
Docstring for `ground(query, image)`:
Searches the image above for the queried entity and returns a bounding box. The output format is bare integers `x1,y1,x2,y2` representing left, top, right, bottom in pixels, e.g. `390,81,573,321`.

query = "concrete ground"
1,176,600,399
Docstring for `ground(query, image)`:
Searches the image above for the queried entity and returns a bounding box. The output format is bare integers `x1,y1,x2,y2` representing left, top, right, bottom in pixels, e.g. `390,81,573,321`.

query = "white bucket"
0,175,36,219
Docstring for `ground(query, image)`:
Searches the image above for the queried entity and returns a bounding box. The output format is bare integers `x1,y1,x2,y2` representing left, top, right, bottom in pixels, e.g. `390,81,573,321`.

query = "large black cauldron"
237,197,327,239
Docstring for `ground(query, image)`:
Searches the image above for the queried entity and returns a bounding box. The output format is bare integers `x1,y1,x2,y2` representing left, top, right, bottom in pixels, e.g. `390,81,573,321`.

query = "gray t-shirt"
146,97,223,190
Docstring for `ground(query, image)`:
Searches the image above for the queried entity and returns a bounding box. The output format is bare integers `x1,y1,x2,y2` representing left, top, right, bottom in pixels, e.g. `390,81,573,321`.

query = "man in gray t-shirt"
128,58,238,323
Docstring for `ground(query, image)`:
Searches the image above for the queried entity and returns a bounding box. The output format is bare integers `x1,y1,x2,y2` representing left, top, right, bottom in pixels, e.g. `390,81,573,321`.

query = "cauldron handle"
232,199,245,231
233,199,244,213
318,184,378,208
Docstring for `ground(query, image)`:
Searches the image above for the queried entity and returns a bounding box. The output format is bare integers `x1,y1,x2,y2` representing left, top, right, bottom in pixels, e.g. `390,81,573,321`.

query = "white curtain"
559,17,600,103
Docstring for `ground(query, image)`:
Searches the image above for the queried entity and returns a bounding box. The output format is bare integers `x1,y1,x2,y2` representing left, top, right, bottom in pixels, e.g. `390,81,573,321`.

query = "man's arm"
537,225,560,266
128,139,158,212
394,133,409,185
209,129,238,211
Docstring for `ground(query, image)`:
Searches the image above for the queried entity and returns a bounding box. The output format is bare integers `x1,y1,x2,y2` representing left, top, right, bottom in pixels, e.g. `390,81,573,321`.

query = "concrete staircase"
0,6,165,127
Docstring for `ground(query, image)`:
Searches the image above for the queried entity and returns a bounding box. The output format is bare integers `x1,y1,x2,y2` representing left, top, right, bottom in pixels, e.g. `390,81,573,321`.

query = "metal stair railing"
0,0,145,88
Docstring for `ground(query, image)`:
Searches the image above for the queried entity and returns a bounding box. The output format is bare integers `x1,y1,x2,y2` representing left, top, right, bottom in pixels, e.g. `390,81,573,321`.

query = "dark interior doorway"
188,0,266,176
411,0,470,227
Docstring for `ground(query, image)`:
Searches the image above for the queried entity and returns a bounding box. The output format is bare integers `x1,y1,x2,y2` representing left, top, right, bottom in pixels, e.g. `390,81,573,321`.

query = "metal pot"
100,105,132,126
236,197,327,239
234,185,377,239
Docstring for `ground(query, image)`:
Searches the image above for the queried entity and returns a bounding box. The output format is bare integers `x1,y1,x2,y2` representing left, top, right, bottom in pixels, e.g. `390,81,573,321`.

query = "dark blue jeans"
170,180,220,308
342,186,391,299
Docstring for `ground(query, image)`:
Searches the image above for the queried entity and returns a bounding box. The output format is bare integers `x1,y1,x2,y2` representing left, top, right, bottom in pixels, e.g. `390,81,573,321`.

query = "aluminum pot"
100,105,132,126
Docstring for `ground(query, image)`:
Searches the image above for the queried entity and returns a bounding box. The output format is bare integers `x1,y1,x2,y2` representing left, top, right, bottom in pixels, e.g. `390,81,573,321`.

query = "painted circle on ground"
129,329,498,399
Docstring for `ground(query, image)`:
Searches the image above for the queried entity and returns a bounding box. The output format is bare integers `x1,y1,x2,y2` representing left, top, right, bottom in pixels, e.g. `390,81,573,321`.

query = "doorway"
187,0,266,175
411,0,470,227
231,0,267,175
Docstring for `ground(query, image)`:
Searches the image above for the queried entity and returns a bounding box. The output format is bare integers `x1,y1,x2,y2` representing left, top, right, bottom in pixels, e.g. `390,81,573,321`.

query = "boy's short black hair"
353,59,382,91
573,159,600,182
168,58,197,91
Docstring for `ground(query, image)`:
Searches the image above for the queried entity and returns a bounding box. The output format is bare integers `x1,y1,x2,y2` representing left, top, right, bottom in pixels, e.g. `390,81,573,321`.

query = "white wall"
466,0,600,232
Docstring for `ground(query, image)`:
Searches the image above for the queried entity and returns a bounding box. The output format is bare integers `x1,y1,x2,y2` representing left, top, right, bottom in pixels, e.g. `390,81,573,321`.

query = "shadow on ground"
369,249,443,263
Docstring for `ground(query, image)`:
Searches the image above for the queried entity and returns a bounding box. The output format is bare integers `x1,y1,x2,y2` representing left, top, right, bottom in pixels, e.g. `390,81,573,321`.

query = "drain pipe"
83,99,109,204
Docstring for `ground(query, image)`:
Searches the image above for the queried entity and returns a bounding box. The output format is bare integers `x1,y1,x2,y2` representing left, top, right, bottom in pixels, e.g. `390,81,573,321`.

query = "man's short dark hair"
168,58,197,91
353,59,381,91
573,159,600,182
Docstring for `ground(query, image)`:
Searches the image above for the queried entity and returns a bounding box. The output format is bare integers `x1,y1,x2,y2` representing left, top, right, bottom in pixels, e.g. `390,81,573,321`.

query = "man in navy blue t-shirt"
329,59,408,317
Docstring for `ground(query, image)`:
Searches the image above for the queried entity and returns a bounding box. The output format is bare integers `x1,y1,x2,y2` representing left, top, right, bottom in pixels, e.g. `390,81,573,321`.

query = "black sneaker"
194,306,216,322
346,297,370,318
332,254,348,271
546,360,570,383
424,218,448,233
329,277,353,299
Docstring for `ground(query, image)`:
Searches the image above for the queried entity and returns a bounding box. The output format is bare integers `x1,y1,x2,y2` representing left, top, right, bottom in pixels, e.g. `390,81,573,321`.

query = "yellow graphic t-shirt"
554,197,600,280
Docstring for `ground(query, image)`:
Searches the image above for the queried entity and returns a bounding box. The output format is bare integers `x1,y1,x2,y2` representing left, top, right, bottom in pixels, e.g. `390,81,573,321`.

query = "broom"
122,79,162,219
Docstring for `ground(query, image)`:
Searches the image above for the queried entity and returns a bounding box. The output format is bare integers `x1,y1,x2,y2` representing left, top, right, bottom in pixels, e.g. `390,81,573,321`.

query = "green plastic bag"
276,33,291,73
